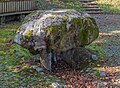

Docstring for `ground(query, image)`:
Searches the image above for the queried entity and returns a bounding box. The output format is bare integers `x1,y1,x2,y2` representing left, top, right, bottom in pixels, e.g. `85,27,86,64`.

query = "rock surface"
14,9,99,71
99,70,106,77
51,82,61,88
60,47,95,69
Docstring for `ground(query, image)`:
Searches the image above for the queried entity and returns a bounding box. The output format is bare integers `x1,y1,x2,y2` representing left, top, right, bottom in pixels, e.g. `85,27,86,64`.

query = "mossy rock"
14,9,99,71
15,9,99,53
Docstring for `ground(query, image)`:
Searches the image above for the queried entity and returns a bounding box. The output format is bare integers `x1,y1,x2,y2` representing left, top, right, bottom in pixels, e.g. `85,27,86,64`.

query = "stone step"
82,2,97,5
85,8,101,11
80,0,95,3
85,11,103,14
80,0,102,14
83,4,99,8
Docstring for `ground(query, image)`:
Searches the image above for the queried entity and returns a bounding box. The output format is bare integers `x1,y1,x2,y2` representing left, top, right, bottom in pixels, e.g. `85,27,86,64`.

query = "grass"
45,0,84,11
0,20,105,87
0,22,102,87
96,0,120,14
0,22,63,87
1,14,119,87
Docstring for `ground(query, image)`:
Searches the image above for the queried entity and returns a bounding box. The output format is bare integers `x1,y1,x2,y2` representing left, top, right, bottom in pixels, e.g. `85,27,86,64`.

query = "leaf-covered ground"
91,14,120,87
52,14,120,87
0,14,120,87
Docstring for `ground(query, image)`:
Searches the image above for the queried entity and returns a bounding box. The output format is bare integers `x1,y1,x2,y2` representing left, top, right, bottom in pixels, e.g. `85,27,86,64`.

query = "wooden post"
0,16,5,25
19,14,25,22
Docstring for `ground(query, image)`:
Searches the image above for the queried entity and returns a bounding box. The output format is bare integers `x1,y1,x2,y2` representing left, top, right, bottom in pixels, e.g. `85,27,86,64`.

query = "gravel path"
92,14,120,87
92,14,120,32
92,14,120,66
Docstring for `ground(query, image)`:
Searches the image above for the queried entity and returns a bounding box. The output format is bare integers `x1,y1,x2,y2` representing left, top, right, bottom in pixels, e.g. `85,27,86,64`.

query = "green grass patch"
46,0,84,11
0,22,62,87
86,44,105,58
96,0,120,14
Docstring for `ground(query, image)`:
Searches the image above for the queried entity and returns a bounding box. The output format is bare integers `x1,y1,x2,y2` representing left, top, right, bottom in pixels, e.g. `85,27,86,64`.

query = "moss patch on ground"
0,22,64,87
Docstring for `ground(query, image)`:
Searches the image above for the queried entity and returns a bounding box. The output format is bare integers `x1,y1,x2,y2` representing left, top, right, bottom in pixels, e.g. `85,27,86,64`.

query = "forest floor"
93,14,120,87
52,14,120,88
0,14,120,87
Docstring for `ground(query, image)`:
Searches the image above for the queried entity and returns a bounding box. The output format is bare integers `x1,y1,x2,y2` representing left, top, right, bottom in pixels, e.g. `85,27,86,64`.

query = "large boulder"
14,9,99,71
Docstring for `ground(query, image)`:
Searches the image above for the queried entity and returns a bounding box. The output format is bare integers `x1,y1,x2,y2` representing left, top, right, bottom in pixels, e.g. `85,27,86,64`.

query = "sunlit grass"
96,0,120,14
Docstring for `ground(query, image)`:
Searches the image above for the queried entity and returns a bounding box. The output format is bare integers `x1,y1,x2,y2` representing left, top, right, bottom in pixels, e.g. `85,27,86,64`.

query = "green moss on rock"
25,30,33,38
23,10,44,24
15,9,99,53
